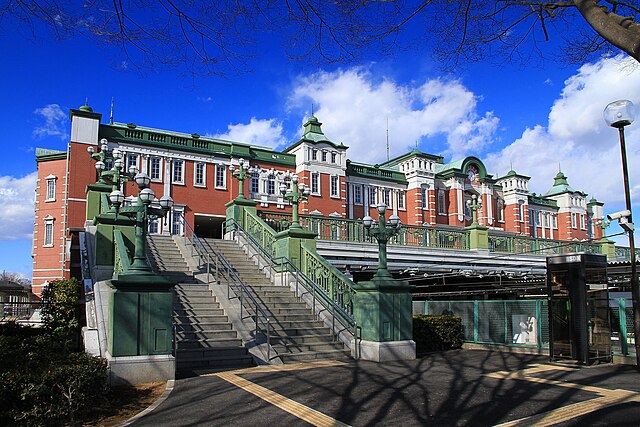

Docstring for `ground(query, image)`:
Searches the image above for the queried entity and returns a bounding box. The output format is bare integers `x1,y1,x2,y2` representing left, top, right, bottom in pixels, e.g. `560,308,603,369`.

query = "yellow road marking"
217,371,350,427
212,360,346,376
488,364,640,427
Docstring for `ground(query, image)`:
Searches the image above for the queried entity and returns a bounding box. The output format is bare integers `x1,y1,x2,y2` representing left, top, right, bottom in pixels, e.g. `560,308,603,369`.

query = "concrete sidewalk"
129,349,640,426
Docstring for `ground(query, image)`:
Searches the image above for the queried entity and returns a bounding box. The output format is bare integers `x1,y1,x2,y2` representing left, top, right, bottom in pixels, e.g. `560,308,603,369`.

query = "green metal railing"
413,298,635,356
113,230,133,275
488,234,601,256
257,211,631,258
245,210,277,257
260,211,470,250
301,242,357,318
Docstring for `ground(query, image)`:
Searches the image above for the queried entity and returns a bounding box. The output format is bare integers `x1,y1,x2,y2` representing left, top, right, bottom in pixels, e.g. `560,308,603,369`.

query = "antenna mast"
386,117,390,161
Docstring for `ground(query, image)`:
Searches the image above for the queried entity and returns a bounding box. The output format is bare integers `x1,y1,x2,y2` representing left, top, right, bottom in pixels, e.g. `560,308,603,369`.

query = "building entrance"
194,214,225,239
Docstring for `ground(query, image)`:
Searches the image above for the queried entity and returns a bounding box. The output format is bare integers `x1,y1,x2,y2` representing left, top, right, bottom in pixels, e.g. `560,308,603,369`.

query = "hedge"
413,315,464,353
1,325,109,426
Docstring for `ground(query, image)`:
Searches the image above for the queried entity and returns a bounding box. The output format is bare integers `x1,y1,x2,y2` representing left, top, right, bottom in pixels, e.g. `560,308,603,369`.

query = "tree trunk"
574,0,640,62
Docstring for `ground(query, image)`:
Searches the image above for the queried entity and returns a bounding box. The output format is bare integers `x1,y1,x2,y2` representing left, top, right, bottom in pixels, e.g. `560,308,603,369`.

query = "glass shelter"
546,253,611,365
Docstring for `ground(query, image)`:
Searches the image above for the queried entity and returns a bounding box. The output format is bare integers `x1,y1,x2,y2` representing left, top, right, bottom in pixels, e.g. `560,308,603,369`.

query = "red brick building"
31,105,605,295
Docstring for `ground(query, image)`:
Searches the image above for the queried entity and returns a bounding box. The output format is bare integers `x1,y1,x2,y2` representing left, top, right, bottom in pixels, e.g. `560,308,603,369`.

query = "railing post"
473,301,479,343
536,300,542,350
620,298,629,356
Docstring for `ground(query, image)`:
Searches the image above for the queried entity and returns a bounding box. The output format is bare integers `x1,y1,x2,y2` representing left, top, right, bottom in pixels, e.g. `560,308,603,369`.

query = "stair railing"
178,213,212,283
224,217,359,357
177,213,272,361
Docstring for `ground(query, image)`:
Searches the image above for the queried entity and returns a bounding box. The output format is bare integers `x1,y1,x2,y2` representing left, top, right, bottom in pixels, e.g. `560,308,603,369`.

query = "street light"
110,174,174,274
88,138,137,194
280,174,310,228
604,99,640,367
362,203,401,279
229,158,254,200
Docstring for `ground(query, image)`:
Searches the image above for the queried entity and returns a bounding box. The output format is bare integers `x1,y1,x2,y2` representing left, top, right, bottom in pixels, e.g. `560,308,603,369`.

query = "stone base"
82,327,101,357
353,339,416,362
106,353,175,385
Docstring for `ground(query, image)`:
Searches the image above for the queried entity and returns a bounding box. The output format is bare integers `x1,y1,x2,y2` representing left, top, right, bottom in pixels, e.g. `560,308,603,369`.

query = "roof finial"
558,162,561,172
85,97,88,106
311,103,315,116
109,97,114,125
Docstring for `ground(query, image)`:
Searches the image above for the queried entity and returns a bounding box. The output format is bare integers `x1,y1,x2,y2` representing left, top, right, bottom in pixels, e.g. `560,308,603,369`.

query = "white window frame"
172,160,184,184
331,152,337,163
267,175,276,195
353,185,362,205
311,172,320,195
45,175,56,202
398,190,406,210
330,175,339,198
518,200,525,222
322,151,328,162
194,162,206,187
311,149,318,161
250,174,259,195
369,187,377,205
571,212,577,229
496,199,504,222
148,218,159,234
215,164,226,189
43,216,54,247
383,189,391,207
150,157,162,182
126,153,138,174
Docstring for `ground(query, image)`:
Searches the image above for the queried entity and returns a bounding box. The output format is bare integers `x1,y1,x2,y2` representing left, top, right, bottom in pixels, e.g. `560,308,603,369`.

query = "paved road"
130,350,640,426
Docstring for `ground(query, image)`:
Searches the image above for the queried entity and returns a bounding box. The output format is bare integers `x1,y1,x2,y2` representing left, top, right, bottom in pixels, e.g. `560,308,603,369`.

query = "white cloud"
484,55,640,208
213,117,286,149
287,68,498,163
32,104,69,140
0,172,37,241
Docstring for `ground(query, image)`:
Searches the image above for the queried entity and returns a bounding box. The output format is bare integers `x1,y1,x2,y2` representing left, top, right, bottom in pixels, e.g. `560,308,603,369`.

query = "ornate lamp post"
229,158,257,200
362,204,401,278
110,172,174,275
280,174,310,229
88,139,137,212
466,194,482,225
604,99,640,366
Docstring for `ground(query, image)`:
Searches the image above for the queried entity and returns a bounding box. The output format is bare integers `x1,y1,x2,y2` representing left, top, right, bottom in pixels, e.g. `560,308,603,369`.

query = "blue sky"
2,16,640,280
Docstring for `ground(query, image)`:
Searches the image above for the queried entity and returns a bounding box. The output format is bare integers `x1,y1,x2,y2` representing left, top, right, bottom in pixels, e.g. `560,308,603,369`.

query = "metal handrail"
224,217,358,355
177,213,272,360
178,213,213,282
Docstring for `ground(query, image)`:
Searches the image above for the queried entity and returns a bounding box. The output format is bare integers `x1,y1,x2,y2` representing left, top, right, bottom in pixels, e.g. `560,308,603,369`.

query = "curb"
120,379,175,426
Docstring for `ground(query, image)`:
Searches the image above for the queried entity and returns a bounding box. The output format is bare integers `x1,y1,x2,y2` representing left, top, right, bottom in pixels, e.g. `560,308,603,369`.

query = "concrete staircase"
147,234,254,376
147,235,197,284
203,238,351,364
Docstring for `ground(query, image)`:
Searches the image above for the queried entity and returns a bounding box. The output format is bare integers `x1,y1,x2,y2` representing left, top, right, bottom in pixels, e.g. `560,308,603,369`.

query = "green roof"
528,194,558,208
346,160,407,184
100,123,296,167
435,156,494,182
36,148,67,162
283,115,347,152
544,171,581,197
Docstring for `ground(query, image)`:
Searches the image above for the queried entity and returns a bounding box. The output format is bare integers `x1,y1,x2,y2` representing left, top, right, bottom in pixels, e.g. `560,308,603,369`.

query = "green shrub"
0,334,109,426
41,278,83,348
413,315,464,353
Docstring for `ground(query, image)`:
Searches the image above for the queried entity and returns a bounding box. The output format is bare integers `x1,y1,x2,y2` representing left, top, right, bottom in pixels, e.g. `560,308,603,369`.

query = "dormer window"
312,149,318,161
331,152,337,163
322,151,327,162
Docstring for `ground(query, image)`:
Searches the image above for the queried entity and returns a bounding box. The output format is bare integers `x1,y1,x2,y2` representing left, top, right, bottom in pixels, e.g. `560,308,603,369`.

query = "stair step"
272,341,345,353
278,349,351,363
176,337,244,349
176,322,233,331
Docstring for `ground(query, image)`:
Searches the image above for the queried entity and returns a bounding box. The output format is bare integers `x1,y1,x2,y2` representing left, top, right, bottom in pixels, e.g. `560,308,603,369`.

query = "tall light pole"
362,204,401,279
110,172,174,276
229,158,258,200
604,99,640,366
466,194,482,226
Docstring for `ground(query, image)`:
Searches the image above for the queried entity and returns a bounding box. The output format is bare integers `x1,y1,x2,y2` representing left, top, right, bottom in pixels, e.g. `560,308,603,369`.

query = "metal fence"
413,298,635,357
